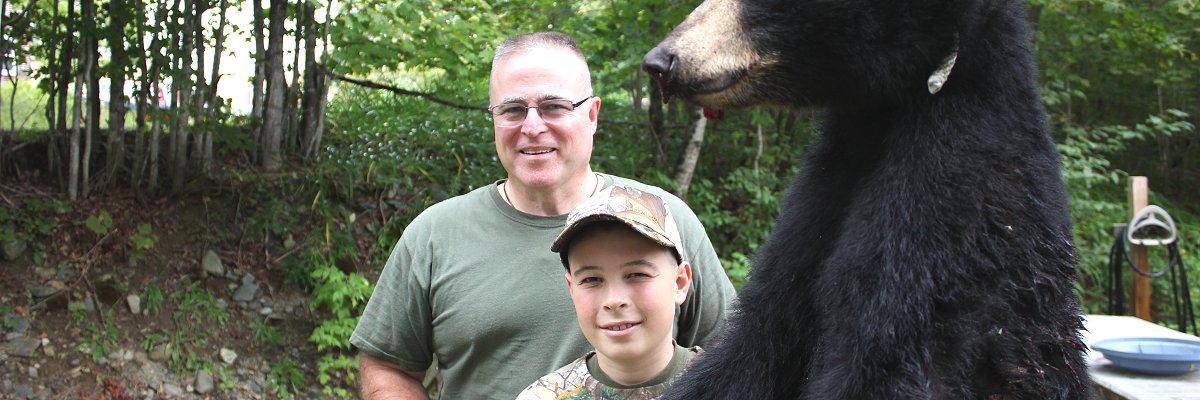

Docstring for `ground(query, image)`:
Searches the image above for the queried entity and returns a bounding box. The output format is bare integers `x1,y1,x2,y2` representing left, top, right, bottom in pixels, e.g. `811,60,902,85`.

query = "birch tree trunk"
189,0,207,173
673,109,708,200
69,0,94,200
261,0,287,172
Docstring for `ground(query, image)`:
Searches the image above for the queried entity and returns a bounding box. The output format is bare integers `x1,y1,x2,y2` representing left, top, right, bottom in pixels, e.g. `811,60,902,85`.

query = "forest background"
1,0,1199,398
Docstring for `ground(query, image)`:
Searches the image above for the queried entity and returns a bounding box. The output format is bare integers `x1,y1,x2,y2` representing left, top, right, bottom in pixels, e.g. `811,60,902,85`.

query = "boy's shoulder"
514,353,593,400
514,347,704,400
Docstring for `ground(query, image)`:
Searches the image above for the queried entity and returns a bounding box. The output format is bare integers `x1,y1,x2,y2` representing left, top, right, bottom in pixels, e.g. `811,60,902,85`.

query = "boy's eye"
627,272,652,279
578,277,601,285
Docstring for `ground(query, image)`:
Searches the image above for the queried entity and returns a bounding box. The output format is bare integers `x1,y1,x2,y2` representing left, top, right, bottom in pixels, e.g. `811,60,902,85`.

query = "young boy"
516,185,700,399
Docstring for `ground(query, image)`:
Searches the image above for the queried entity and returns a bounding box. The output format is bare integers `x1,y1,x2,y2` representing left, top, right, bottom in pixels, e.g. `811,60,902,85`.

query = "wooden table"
1083,314,1200,400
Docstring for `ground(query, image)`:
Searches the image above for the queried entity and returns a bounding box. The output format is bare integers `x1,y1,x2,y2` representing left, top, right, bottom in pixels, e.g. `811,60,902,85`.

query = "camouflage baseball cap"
551,185,684,269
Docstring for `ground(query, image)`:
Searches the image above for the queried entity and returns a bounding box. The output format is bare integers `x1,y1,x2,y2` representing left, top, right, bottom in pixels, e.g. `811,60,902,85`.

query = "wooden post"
1128,176,1151,321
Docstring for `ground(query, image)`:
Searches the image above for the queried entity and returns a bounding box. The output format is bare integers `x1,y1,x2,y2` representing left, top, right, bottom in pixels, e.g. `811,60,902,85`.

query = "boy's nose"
603,290,630,311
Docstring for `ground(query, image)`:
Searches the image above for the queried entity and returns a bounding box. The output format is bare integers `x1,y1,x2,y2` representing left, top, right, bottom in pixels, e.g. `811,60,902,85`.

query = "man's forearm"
360,352,430,400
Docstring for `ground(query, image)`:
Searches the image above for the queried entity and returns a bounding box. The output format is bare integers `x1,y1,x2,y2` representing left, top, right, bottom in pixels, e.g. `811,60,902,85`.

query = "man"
352,31,736,400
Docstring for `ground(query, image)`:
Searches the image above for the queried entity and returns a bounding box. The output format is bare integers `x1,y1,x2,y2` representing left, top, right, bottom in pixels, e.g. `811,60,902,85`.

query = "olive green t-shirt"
350,174,735,399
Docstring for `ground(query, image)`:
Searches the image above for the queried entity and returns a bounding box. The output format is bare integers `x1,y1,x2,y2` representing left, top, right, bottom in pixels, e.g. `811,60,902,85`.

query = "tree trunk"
189,0,209,173
106,0,128,186
261,0,287,172
300,0,318,157
82,0,98,198
285,0,302,152
171,0,193,189
251,0,266,154
70,0,95,201
204,0,230,172
131,0,153,191
646,76,667,165
51,0,75,188
673,109,708,200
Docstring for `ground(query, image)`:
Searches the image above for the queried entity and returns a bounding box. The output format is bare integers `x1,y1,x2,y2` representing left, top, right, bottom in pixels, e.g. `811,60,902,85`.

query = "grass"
1,77,141,135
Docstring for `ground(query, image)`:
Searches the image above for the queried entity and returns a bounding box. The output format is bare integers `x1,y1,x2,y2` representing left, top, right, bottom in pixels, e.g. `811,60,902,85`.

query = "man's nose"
520,108,547,135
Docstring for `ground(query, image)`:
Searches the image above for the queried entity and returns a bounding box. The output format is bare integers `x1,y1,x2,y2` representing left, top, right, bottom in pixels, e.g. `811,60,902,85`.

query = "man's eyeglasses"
488,96,594,127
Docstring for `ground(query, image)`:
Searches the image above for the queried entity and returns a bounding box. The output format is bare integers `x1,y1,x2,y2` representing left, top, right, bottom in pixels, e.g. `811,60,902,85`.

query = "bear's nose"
643,45,676,103
642,45,675,81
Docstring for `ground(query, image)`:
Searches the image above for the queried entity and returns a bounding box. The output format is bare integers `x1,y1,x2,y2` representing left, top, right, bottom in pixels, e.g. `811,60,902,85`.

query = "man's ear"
674,262,692,305
588,96,602,126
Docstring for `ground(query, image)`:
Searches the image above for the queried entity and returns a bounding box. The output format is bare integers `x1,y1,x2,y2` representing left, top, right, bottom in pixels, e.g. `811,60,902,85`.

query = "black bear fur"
643,0,1090,398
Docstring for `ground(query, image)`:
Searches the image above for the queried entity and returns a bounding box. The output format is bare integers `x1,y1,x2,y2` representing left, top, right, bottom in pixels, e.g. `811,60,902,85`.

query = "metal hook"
1126,205,1177,246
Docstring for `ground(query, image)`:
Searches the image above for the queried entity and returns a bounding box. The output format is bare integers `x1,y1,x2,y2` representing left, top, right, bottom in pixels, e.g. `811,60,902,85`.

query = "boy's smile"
566,225,691,384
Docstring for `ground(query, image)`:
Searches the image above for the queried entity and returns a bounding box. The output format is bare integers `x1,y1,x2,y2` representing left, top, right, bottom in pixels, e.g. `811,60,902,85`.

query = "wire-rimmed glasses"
488,96,594,127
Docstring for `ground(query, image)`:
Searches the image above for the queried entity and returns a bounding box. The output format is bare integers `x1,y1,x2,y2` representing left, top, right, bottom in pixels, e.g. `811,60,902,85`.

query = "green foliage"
142,284,164,314
0,305,15,330
266,359,306,400
76,310,120,362
85,211,114,236
171,280,229,324
128,224,158,264
0,198,70,264
0,78,51,132
317,353,357,398
68,300,87,324
252,318,285,346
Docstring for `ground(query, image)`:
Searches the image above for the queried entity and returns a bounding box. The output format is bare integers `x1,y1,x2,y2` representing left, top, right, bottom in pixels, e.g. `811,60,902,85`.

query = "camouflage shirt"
515,345,701,400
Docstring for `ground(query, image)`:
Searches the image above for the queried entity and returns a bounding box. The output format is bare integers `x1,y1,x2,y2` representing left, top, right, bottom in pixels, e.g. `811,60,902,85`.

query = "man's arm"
360,352,429,400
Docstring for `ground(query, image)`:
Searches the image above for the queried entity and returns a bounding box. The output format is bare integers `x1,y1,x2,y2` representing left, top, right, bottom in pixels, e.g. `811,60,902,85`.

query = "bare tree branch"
322,67,486,112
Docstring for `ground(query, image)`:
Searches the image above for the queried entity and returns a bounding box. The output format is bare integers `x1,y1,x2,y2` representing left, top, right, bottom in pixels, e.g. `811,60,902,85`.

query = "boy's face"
565,225,691,368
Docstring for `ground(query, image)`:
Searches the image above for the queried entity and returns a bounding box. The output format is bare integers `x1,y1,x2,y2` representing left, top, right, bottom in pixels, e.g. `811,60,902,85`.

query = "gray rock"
241,273,256,285
283,235,296,250
127,294,142,314
149,344,169,362
82,297,95,312
162,383,184,397
34,267,55,280
13,384,33,398
202,250,224,276
4,337,40,357
1,239,26,261
27,365,37,378
216,299,228,309
7,314,29,334
220,348,238,365
259,307,273,316
195,370,214,394
232,282,259,302
5,332,22,341
29,285,61,299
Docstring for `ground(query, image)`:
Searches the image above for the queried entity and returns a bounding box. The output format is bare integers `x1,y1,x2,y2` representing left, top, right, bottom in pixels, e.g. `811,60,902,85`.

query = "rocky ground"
1,184,340,399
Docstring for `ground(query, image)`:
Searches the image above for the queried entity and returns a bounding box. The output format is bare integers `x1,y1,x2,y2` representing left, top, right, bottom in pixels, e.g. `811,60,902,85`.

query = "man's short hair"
492,32,586,66
490,32,592,94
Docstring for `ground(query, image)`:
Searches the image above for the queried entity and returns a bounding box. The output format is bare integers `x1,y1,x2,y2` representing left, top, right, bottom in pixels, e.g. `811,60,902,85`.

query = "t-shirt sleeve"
350,220,436,373
666,194,738,348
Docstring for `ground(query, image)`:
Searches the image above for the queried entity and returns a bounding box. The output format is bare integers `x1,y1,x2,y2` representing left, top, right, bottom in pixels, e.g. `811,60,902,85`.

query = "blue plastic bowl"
1091,337,1200,375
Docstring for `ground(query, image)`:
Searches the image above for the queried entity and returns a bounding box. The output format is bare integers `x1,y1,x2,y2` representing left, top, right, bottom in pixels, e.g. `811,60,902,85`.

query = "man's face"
565,226,690,372
489,47,600,191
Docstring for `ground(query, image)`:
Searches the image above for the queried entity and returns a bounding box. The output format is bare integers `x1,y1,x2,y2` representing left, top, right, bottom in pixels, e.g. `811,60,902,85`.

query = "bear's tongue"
703,107,725,122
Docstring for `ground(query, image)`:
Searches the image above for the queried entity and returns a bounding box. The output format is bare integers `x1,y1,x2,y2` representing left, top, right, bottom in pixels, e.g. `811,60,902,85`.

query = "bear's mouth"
652,68,747,107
